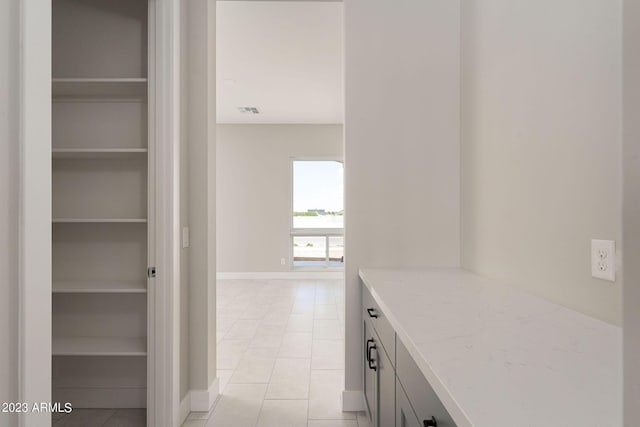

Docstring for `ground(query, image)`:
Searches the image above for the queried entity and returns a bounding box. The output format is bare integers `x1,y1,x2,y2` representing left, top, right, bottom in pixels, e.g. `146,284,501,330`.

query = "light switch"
182,227,190,249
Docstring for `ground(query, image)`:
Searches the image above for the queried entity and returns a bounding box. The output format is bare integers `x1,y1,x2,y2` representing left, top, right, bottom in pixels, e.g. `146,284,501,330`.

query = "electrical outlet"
591,239,615,282
280,257,286,266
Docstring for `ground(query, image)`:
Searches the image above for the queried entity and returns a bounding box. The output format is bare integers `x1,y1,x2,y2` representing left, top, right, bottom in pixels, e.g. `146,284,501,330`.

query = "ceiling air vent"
238,107,260,114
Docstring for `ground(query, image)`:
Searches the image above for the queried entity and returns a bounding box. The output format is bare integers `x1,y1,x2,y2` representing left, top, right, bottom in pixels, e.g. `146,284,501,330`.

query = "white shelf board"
52,218,147,224
53,337,147,357
52,78,148,99
53,148,148,159
53,281,147,294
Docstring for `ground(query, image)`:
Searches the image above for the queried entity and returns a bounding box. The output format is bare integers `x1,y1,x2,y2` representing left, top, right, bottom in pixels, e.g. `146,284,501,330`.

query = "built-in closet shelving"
52,0,151,414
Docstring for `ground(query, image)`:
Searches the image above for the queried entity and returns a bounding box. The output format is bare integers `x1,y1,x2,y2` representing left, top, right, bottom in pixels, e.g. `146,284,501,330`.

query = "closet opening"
51,0,152,425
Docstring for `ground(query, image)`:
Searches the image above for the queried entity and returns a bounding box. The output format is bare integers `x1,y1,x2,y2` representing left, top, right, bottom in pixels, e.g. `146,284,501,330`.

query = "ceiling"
216,1,344,124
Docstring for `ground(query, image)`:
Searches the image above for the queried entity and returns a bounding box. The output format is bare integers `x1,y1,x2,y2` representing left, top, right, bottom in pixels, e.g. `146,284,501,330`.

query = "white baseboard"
179,393,191,426
342,390,366,412
217,271,344,280
190,378,220,412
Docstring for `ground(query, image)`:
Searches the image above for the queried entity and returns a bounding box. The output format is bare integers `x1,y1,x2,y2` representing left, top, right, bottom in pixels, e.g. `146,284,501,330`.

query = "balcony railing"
291,228,344,269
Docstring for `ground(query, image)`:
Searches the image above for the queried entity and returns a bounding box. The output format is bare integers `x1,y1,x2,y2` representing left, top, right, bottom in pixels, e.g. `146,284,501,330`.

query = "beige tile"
312,340,344,370
262,310,291,326
212,279,349,427
240,303,271,320
217,369,234,393
207,383,267,427
217,316,237,332
314,304,338,320
313,319,343,340
256,400,308,427
249,333,284,349
225,319,260,340
309,371,356,420
314,290,336,305
292,301,315,315
286,314,314,333
217,339,250,370
278,333,312,358
230,347,278,384
250,324,286,349
265,358,311,400
255,323,287,336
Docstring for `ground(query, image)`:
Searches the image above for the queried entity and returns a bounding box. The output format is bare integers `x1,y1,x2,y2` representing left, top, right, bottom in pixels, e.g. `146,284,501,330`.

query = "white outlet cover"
591,239,615,282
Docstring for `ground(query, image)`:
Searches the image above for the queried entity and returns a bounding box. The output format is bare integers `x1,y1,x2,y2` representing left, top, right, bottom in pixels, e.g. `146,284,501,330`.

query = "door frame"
150,0,182,425
18,1,52,426
18,0,181,425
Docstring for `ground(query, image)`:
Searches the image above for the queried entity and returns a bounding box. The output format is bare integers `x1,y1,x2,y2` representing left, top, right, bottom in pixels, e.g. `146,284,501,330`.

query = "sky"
293,160,344,212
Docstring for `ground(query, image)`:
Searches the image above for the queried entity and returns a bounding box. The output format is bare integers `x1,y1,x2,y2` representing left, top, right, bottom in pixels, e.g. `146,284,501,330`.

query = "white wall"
461,0,623,325
623,0,640,424
344,0,460,400
216,124,343,272
0,1,19,426
184,0,218,410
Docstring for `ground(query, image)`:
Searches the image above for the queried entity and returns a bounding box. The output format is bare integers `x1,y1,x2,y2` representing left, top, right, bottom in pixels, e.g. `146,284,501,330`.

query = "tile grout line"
306,283,317,425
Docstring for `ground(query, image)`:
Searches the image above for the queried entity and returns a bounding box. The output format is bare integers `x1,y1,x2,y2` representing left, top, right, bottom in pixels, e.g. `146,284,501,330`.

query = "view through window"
292,160,344,269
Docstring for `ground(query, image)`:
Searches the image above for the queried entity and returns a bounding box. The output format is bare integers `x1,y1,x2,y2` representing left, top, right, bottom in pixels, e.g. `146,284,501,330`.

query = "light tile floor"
183,278,370,427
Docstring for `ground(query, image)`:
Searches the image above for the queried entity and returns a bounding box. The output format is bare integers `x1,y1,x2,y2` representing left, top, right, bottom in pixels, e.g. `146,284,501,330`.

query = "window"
291,160,344,269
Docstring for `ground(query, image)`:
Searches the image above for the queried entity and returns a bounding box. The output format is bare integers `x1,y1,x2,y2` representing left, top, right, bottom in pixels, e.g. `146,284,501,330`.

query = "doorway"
194,1,351,426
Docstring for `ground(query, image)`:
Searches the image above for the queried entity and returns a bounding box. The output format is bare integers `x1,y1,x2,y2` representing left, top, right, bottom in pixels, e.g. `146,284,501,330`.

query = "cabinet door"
377,337,395,427
363,319,378,427
397,339,457,427
396,378,421,427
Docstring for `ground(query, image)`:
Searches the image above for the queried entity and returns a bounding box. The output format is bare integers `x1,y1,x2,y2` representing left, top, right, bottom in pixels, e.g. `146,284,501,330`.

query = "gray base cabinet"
363,284,457,427
396,378,421,427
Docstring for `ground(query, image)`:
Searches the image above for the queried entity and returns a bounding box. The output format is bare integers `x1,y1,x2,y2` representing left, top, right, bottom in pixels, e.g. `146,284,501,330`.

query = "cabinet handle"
367,344,377,371
423,416,437,427
367,308,378,318
366,338,375,362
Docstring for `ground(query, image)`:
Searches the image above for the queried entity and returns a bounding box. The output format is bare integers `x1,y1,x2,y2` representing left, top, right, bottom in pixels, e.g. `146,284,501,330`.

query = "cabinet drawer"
396,338,457,427
362,283,395,366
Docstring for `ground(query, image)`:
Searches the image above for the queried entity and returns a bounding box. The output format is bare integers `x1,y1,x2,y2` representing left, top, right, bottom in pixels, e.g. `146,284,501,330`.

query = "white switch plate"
280,257,286,266
591,239,615,282
182,227,190,249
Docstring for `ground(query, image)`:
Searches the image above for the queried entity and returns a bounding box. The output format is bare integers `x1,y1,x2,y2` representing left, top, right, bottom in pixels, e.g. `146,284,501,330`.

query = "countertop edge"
359,267,475,427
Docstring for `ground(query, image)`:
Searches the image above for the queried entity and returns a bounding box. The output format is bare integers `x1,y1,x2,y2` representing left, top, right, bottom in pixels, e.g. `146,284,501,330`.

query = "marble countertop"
359,268,622,427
